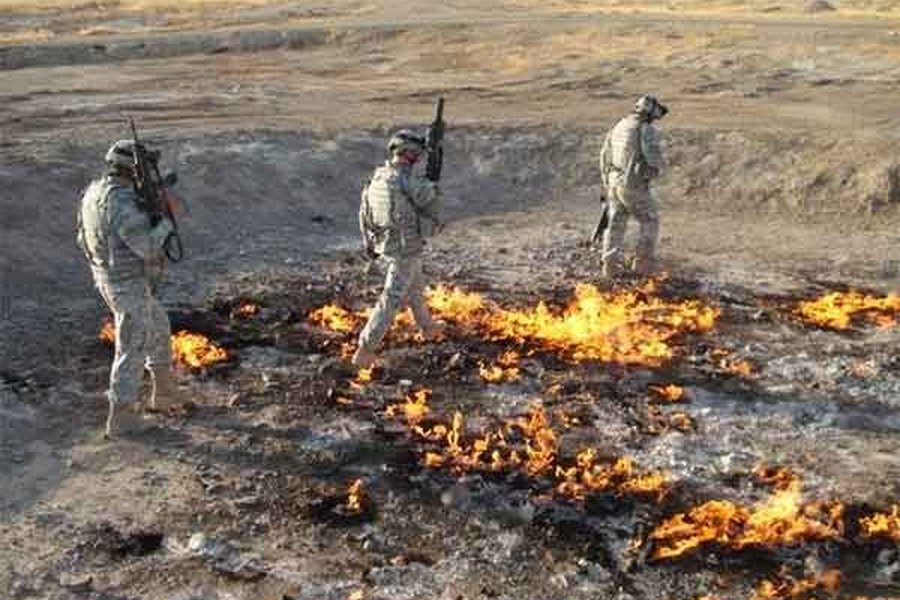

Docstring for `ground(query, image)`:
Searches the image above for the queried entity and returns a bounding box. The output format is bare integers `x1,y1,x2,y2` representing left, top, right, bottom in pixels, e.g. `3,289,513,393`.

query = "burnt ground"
3,2,900,599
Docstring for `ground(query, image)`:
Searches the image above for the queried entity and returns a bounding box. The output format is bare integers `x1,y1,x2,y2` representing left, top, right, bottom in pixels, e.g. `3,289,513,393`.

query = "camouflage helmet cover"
387,129,426,156
105,139,138,169
634,94,668,120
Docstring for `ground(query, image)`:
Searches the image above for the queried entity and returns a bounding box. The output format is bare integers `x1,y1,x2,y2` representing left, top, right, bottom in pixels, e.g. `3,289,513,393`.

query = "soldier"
599,94,668,278
353,130,443,369
77,139,186,438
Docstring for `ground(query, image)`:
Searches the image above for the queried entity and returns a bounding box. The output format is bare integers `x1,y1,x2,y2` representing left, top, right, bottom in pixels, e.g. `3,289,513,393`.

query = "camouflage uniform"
357,159,441,354
78,173,174,406
599,106,666,277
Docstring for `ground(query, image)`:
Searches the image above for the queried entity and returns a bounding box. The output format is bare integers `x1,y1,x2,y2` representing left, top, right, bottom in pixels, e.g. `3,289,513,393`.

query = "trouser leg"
145,291,172,371
601,186,629,278
358,257,417,351
631,187,660,275
96,277,150,406
404,257,434,333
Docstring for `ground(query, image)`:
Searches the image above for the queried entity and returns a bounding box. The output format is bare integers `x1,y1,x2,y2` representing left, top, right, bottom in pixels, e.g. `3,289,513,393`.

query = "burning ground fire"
309,282,719,366
795,290,900,330
99,320,230,369
384,390,668,502
649,466,844,561
478,350,521,383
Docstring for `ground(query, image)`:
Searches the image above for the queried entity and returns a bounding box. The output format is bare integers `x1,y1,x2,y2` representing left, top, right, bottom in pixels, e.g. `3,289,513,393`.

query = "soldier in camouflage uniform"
77,140,186,438
353,130,443,369
599,94,668,278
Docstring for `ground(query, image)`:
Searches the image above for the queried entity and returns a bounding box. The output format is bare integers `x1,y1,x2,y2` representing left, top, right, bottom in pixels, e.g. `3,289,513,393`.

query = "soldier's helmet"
105,139,138,169
634,95,668,120
104,139,160,169
387,129,426,157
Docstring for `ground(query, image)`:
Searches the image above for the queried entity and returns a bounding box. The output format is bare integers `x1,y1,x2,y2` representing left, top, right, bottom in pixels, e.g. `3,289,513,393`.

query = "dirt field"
3,1,900,599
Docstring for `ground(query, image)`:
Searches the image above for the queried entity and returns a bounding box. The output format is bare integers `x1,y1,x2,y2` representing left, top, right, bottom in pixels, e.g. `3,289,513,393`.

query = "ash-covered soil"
3,3,900,599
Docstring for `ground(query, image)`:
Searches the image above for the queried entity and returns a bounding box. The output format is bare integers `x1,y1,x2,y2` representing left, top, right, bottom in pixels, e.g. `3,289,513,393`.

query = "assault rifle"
425,96,444,182
129,119,183,262
590,190,610,247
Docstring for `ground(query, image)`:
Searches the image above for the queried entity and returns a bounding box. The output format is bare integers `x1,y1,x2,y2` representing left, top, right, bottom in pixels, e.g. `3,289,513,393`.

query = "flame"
385,389,432,427
170,330,230,368
347,591,365,600
753,569,842,600
397,400,666,501
643,406,696,435
795,291,900,330
100,321,230,368
351,368,373,389
650,384,686,403
753,463,799,491
651,478,843,561
346,479,365,513
99,319,115,344
234,302,259,318
556,453,668,502
478,350,522,383
468,283,718,365
310,282,718,365
309,304,361,333
860,505,900,541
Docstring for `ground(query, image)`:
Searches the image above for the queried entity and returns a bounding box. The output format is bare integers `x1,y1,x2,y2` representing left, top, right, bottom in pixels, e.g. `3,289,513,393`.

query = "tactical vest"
362,164,430,257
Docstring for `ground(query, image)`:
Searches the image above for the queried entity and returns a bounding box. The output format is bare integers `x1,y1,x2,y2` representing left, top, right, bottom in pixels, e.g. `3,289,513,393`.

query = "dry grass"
503,0,900,18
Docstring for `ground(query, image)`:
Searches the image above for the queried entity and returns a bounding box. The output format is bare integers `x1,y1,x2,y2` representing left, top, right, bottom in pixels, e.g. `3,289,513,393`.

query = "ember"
859,504,900,541
650,383,686,403
351,368,373,388
99,319,115,344
233,302,259,318
650,477,843,560
795,290,900,330
478,350,521,383
346,479,365,513
171,330,230,369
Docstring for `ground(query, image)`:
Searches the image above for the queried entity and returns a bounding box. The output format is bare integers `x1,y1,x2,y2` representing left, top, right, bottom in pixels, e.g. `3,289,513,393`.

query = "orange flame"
650,384,686,403
796,291,900,330
385,389,432,427
99,319,115,344
860,505,900,541
234,302,259,318
346,479,365,513
309,304,361,333
401,401,666,501
650,478,844,561
100,321,230,368
170,330,230,369
310,282,718,365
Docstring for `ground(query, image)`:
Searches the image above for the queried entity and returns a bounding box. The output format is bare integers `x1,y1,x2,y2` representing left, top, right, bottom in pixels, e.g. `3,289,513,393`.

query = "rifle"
590,191,610,247
425,97,444,182
129,119,183,262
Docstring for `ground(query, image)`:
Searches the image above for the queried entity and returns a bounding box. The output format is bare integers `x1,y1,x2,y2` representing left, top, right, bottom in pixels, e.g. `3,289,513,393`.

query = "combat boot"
104,400,148,439
352,345,377,369
149,368,188,412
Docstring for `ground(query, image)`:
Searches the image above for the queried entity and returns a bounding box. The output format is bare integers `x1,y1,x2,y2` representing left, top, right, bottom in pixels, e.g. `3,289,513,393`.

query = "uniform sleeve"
640,125,665,174
407,177,441,221
599,130,613,186
109,188,173,260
